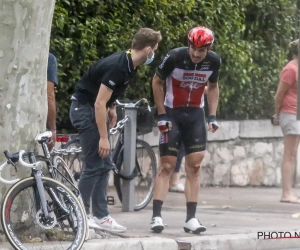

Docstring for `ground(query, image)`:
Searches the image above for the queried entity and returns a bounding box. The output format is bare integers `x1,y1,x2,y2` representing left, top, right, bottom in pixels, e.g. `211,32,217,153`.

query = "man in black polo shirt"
69,28,162,232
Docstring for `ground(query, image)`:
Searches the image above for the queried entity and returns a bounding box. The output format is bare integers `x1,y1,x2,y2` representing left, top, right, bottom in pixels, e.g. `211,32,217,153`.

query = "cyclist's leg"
170,144,185,192
181,107,206,233
151,107,181,232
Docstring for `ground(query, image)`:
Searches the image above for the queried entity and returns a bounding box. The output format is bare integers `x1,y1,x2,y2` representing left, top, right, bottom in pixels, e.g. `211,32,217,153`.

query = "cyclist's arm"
95,85,112,139
207,54,221,116
152,73,166,115
206,81,219,116
153,51,175,114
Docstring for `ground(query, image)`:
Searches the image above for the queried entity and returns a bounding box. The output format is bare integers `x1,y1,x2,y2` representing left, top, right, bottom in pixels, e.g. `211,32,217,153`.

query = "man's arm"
46,53,58,151
47,81,56,132
95,85,113,158
152,73,166,115
206,81,219,116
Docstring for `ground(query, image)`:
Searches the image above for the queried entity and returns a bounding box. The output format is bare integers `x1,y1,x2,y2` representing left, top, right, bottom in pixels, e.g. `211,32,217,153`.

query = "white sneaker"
87,214,101,229
93,215,127,233
183,218,206,234
150,216,164,233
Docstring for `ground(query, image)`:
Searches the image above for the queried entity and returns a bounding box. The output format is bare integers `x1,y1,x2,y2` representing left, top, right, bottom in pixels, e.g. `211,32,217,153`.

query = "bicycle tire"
1,176,87,250
114,139,157,211
60,138,83,181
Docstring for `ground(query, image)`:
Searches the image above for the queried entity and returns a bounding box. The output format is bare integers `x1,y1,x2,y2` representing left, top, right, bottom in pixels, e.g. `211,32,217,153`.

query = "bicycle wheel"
1,177,87,250
61,138,83,181
114,139,157,211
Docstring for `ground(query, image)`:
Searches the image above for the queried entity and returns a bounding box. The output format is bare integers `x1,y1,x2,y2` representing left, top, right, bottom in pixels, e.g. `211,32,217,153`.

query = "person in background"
274,39,300,204
47,53,58,151
169,144,185,192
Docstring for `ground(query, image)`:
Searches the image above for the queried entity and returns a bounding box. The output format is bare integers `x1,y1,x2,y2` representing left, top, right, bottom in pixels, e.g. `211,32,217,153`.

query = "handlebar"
110,98,152,135
116,98,151,112
0,150,41,185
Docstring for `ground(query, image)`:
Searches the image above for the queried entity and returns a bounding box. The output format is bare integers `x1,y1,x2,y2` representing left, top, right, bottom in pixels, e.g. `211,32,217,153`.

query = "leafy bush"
50,0,297,131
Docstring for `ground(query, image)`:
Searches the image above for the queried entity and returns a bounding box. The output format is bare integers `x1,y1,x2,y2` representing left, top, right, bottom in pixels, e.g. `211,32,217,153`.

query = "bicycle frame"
36,134,80,196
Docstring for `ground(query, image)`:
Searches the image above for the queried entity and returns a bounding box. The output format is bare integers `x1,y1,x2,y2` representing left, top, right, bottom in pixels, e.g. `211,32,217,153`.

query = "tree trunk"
0,0,56,196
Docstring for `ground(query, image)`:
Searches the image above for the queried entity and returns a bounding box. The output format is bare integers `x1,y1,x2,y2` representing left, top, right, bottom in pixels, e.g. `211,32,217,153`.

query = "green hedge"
50,0,297,131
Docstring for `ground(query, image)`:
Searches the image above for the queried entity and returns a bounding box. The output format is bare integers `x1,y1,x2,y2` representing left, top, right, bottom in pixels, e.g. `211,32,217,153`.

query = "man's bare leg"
151,155,176,233
183,151,206,234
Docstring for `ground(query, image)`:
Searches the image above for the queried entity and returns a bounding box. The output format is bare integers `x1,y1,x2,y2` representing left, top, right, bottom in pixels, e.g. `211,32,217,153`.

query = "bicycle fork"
33,170,50,218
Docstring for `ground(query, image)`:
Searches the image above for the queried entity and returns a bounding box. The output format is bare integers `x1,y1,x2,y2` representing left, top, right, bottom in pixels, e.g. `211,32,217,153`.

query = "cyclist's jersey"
156,47,221,108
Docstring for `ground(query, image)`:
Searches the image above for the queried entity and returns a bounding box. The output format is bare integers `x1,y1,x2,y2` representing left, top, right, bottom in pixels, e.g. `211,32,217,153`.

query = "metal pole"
122,106,137,212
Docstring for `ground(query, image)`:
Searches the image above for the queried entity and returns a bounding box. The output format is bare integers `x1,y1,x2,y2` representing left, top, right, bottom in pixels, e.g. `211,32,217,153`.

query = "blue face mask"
144,49,155,65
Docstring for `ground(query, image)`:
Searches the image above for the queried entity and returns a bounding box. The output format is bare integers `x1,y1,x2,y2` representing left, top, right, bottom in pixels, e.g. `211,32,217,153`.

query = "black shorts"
159,107,207,157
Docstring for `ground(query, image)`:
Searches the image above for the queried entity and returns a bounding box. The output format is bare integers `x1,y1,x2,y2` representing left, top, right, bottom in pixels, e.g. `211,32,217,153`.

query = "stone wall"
136,120,299,187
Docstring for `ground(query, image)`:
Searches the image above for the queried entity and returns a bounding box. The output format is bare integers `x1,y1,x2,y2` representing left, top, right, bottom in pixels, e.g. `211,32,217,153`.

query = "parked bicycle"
57,98,157,211
34,131,79,196
0,149,87,250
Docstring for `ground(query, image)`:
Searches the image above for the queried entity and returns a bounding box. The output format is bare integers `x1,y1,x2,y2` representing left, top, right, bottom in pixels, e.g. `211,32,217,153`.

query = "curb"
177,232,300,250
81,237,178,250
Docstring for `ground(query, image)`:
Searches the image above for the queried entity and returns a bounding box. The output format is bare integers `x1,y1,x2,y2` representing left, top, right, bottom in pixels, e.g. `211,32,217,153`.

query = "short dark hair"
131,28,162,50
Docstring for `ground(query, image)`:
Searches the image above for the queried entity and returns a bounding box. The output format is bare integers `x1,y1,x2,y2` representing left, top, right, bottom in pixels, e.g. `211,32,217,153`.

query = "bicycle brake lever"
7,158,17,172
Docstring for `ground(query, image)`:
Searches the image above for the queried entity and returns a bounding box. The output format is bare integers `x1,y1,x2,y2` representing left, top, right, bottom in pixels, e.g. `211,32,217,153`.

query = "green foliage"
50,0,297,130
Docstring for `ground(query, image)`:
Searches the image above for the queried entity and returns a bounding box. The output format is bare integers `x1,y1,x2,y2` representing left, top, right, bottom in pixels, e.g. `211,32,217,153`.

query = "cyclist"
69,28,162,232
151,26,221,234
47,53,58,151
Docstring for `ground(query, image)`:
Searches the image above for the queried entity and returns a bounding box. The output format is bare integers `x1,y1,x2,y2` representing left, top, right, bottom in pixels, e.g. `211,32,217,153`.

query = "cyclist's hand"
99,137,110,158
108,108,117,128
157,114,172,132
47,132,56,152
208,115,219,133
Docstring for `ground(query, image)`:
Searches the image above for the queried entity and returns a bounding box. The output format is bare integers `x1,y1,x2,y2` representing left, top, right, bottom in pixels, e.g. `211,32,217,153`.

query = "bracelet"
50,130,57,134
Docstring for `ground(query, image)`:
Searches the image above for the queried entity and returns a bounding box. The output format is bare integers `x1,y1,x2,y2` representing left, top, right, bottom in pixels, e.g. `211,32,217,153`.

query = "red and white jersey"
156,47,221,108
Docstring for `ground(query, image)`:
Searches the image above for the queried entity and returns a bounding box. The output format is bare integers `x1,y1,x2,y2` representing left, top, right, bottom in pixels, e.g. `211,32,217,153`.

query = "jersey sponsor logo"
180,82,204,89
199,66,209,70
182,73,206,82
109,80,115,86
159,54,170,69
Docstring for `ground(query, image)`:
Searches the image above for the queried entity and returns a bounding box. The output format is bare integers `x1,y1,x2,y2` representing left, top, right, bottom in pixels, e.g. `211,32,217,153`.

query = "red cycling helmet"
188,26,214,48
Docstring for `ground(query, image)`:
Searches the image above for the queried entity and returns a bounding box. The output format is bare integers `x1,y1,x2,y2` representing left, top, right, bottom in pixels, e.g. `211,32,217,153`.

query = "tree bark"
0,0,56,194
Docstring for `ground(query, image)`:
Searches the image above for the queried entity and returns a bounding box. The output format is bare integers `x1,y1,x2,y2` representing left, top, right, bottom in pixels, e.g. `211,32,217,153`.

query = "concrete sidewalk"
100,186,300,250
2,187,300,250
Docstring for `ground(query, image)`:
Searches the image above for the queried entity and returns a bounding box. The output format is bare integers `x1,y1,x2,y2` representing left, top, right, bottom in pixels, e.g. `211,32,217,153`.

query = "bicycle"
0,149,87,250
34,131,79,196
58,98,158,211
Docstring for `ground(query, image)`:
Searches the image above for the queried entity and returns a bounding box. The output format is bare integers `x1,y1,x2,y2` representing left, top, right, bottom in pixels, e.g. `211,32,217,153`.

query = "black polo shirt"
73,51,135,107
